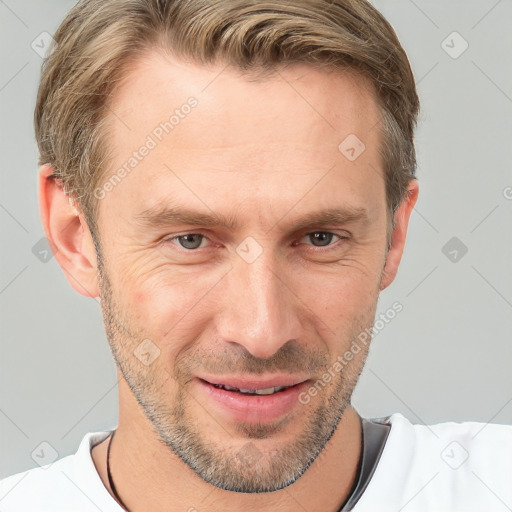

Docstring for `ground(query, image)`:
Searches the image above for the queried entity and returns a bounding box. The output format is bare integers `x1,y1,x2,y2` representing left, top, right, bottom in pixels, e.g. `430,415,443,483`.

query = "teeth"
214,384,288,395
220,384,239,391
239,387,274,395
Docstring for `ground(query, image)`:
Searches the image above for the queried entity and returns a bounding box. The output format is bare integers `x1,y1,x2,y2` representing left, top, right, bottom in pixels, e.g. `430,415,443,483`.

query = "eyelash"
163,231,349,252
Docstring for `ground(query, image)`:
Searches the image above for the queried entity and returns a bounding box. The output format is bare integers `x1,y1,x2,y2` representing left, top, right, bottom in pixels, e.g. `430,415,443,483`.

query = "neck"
92,377,363,512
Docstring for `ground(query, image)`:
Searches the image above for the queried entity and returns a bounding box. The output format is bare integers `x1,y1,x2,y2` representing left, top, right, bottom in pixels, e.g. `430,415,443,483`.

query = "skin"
39,50,418,511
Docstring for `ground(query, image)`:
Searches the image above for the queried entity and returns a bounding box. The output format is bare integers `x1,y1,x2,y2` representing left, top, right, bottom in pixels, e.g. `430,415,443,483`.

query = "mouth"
196,375,311,423
199,375,309,394
206,382,296,396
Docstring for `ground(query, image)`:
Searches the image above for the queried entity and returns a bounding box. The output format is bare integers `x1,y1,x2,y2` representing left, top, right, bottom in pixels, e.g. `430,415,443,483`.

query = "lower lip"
196,378,310,423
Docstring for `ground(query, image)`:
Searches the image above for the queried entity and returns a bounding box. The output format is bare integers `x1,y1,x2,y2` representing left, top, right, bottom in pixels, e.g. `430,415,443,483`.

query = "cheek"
120,266,222,341
129,279,183,330
293,264,380,343
299,260,381,306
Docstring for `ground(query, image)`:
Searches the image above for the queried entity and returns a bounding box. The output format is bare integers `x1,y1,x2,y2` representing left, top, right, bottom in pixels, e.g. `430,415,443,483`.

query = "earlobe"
379,179,419,291
38,164,100,298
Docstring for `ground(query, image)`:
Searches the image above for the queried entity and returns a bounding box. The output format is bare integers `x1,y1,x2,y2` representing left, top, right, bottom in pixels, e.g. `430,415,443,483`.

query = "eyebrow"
134,203,370,233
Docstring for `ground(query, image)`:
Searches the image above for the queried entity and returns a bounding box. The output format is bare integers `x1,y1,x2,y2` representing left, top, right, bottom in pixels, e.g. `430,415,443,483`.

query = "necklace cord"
107,430,130,511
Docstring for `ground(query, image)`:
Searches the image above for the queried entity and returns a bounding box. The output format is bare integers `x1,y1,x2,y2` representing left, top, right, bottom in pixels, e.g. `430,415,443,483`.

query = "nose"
215,246,302,359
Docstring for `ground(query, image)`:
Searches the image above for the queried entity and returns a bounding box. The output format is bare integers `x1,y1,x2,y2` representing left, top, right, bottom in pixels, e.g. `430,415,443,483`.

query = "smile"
210,383,291,395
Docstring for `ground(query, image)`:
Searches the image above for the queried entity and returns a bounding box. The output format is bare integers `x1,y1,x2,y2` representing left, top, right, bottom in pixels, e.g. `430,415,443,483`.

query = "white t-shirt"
1,413,510,511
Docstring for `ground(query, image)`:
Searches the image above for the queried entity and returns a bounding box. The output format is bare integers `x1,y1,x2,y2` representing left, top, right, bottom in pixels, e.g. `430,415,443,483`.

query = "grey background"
1,0,511,478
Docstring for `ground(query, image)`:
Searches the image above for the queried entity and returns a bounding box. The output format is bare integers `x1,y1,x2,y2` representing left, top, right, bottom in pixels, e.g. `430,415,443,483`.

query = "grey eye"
307,232,335,247
177,234,204,250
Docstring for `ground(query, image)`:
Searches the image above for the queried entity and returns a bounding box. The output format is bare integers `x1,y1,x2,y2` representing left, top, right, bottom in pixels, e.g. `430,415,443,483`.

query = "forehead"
98,50,385,230
107,50,380,143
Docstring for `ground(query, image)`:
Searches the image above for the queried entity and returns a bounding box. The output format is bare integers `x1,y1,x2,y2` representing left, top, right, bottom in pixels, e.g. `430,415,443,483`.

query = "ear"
380,179,419,291
38,164,99,298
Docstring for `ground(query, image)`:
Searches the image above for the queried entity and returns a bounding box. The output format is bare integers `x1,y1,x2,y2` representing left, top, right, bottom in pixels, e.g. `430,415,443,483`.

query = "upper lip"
199,375,310,390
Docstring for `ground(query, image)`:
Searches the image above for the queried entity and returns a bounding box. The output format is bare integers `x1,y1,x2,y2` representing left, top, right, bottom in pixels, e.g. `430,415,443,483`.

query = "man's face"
95,51,390,492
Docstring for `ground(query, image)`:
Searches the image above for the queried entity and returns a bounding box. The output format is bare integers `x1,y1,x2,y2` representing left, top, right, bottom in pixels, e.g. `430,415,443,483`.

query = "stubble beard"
96,248,375,493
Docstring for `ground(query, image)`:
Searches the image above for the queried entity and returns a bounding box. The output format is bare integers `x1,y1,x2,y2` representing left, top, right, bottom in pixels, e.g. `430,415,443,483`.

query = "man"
1,0,510,510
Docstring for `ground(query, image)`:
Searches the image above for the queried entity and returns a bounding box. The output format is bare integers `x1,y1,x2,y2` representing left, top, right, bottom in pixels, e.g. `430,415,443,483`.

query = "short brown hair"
35,0,419,241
